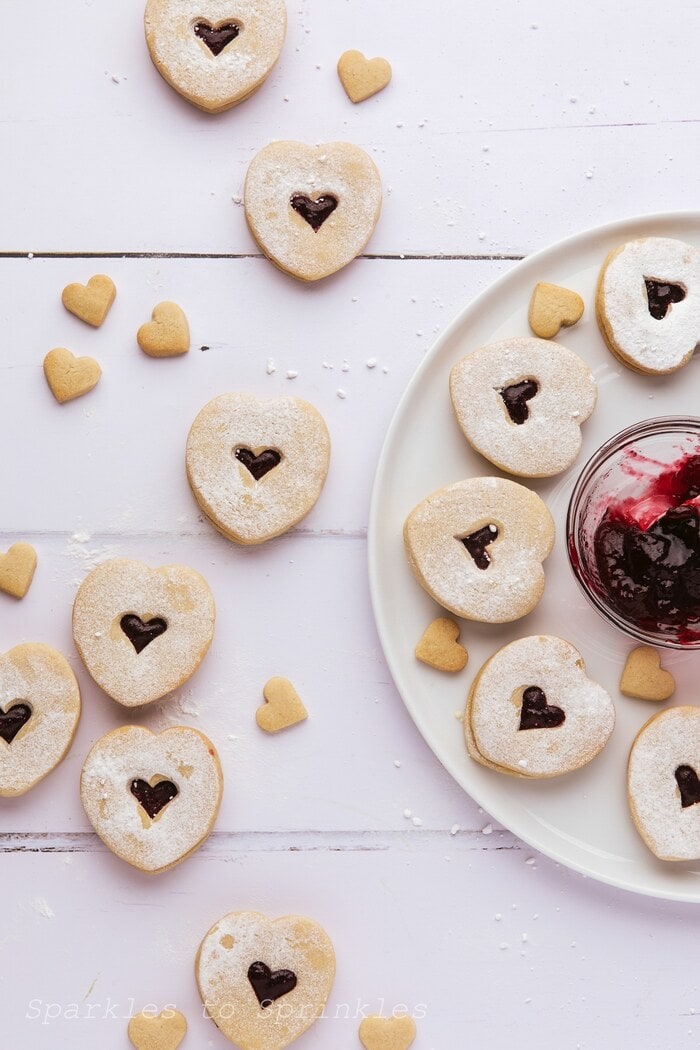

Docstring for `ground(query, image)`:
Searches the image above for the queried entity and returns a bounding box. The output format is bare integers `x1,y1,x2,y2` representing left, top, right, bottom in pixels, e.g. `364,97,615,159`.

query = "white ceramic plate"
369,212,700,901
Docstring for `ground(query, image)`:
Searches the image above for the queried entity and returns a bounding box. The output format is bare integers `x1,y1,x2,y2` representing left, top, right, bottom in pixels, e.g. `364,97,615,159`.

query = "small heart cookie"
81,725,223,873
620,646,675,701
0,643,81,797
528,282,584,339
44,348,101,403
72,558,215,707
404,477,554,623
628,706,700,860
257,677,308,733
196,910,335,1049
359,1016,417,1050
145,0,287,113
0,543,37,599
138,302,190,357
337,50,392,103
186,392,331,544
415,618,468,672
128,1010,187,1050
244,140,382,281
62,274,116,327
465,635,615,778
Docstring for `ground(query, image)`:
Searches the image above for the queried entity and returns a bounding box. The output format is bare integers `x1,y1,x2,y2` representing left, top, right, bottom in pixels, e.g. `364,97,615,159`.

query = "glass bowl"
567,416,700,650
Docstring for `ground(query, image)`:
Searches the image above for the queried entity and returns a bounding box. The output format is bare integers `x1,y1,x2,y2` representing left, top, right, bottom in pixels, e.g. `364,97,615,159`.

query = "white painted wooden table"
2,2,700,1046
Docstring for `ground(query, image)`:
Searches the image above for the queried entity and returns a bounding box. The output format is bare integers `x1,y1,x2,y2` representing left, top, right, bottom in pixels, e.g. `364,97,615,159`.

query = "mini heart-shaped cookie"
0,543,37,599
196,910,335,1049
528,282,584,339
145,0,287,113
43,348,101,403
128,1010,187,1050
186,392,331,544
137,302,190,357
81,725,223,873
257,677,308,733
72,558,215,707
0,643,81,797
337,50,392,103
62,274,116,327
244,140,382,281
415,617,468,672
359,1015,417,1050
620,646,675,701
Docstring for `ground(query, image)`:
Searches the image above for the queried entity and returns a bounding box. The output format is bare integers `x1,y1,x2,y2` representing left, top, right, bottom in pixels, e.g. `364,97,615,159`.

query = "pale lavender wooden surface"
2,1,699,1047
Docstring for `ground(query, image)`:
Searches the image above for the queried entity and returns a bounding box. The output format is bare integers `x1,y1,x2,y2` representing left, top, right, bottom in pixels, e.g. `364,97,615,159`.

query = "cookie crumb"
450,823,460,835
336,388,347,399
403,808,412,819
393,759,401,768
482,823,493,835
411,816,423,827
366,358,377,368
286,370,298,380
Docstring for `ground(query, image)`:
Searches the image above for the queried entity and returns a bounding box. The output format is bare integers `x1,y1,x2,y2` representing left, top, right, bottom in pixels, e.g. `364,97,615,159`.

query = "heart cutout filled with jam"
194,19,241,56
499,379,539,425
130,777,178,819
290,193,338,232
519,686,565,730
235,446,282,481
675,764,700,808
0,702,32,745
644,277,686,320
459,524,499,570
247,961,298,1007
120,614,168,655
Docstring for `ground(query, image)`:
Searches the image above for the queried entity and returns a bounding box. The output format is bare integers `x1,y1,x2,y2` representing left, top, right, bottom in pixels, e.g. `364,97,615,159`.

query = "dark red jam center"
193,20,241,56
460,524,498,570
592,451,700,636
499,379,539,425
644,277,686,321
290,194,338,232
675,765,700,808
518,686,565,731
120,614,168,655
130,778,178,819
247,961,298,1008
0,702,31,745
235,447,281,480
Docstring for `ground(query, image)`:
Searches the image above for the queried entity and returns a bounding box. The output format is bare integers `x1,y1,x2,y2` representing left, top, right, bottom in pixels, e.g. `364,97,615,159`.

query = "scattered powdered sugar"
32,897,55,919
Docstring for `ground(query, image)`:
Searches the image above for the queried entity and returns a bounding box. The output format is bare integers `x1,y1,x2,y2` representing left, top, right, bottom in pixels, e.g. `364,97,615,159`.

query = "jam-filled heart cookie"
73,558,215,707
196,910,335,1049
404,477,554,623
81,725,223,873
449,337,597,478
628,706,700,861
144,0,287,113
465,635,615,778
186,392,331,544
596,236,700,374
0,644,81,797
244,141,382,281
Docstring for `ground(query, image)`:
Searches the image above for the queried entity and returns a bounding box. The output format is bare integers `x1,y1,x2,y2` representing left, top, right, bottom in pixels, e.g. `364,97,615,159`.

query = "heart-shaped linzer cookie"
244,140,382,281
145,0,287,113
81,726,223,873
62,274,116,327
43,348,101,403
0,543,37,599
137,302,190,357
620,646,675,701
128,1009,187,1050
0,644,81,797
186,392,331,544
359,1015,417,1050
196,911,335,1049
257,677,308,733
528,282,584,339
337,50,392,103
72,558,215,707
415,617,468,672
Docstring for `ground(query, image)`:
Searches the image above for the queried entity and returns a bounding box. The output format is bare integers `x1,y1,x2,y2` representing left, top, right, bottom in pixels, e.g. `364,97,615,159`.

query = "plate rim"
368,209,700,903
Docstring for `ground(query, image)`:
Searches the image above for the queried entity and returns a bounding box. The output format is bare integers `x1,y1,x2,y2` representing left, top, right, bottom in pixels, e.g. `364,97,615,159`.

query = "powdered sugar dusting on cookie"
628,706,700,861
186,392,331,544
597,237,700,374
81,725,222,873
467,635,615,778
244,141,382,281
